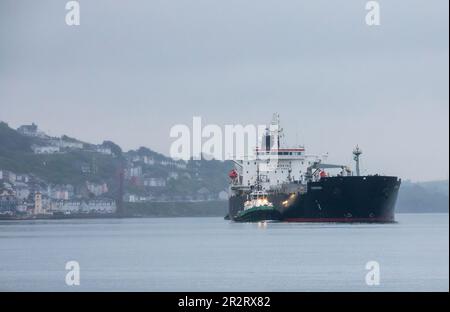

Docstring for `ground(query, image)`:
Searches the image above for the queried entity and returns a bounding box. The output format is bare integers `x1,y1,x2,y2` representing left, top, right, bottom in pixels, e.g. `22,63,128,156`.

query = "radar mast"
353,145,363,176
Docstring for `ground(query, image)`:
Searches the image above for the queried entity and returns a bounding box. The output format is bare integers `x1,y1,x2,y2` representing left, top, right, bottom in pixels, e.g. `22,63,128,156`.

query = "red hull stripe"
284,217,393,223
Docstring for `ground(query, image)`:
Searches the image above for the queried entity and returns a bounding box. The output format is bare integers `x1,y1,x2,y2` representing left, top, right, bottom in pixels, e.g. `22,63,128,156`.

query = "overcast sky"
0,0,448,181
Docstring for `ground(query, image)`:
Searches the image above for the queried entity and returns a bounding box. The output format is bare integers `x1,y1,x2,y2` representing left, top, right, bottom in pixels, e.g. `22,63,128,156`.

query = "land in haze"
0,121,448,218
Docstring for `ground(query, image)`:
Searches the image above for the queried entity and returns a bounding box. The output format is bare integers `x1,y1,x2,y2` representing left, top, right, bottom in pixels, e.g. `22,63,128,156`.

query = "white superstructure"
229,114,350,192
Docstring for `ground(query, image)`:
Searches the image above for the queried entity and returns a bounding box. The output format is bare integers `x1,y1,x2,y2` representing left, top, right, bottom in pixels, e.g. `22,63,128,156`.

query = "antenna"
353,145,363,176
254,143,262,192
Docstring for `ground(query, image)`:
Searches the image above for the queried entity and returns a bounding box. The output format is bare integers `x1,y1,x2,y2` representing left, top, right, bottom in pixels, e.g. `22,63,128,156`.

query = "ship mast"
353,145,363,176
255,136,262,192
256,161,261,191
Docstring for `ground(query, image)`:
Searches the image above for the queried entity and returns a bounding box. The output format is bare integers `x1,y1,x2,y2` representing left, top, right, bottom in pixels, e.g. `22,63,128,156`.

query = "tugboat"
234,190,282,222
234,160,282,222
228,114,401,223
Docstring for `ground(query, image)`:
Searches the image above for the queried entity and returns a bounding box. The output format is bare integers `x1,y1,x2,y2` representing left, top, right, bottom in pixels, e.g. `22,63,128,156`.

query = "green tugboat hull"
233,206,282,223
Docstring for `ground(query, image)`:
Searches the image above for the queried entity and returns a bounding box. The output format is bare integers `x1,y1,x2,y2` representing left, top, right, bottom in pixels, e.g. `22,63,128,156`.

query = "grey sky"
0,0,448,181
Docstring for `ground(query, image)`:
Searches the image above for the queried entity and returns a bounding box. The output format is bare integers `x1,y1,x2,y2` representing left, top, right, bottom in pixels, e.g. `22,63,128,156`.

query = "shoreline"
0,200,229,220
0,211,448,221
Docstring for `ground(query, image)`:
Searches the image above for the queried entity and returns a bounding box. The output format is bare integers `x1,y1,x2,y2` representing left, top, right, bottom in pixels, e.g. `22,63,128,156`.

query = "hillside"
0,121,232,202
397,180,449,213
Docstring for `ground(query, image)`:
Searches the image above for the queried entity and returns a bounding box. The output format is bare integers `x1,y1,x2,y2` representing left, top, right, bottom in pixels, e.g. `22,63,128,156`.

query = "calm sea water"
0,213,448,291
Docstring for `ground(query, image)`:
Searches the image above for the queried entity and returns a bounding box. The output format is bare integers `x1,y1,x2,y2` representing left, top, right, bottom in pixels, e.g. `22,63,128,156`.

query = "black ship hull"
229,176,401,223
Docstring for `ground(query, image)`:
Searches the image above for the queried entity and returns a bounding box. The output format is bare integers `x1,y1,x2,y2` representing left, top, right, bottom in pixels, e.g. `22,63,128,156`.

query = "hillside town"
0,168,117,218
0,122,230,218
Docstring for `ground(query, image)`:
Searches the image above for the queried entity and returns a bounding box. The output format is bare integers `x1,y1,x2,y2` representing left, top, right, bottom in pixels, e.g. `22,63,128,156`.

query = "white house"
15,174,30,183
127,166,142,178
86,182,108,196
124,194,153,203
125,194,138,203
143,177,166,187
17,123,46,138
17,123,37,136
82,200,116,213
175,162,187,169
56,201,82,214
131,155,155,165
142,156,155,165
49,139,83,149
32,145,60,154
96,146,112,155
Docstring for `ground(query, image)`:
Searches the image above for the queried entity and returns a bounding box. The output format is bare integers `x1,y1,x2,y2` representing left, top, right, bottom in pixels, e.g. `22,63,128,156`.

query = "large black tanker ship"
228,114,401,223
